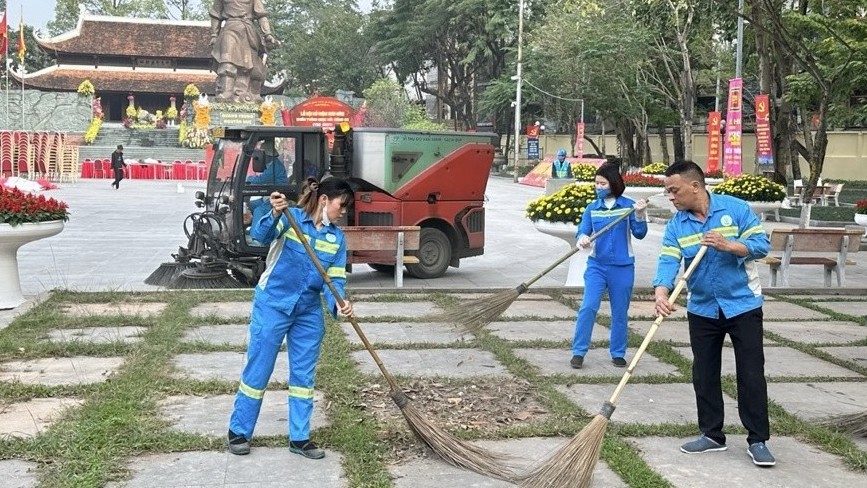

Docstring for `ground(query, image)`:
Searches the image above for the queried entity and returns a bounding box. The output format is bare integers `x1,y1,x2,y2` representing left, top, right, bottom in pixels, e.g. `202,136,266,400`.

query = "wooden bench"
759,227,863,287
342,226,420,287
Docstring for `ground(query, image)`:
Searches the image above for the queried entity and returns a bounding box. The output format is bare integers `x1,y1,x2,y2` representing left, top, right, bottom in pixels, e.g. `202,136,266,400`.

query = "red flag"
0,12,8,55
17,18,25,62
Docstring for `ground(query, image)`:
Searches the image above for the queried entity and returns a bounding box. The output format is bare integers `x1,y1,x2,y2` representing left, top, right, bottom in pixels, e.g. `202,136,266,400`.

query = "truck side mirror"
251,149,266,173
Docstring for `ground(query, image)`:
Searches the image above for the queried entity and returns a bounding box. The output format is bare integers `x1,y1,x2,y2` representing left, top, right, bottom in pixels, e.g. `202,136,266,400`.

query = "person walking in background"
110,145,126,189
652,160,775,467
571,164,648,369
228,178,355,460
551,148,573,179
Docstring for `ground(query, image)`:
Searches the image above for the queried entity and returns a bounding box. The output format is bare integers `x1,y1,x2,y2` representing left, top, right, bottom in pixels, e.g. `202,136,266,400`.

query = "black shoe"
612,357,627,367
227,430,250,455
289,440,325,459
570,355,584,369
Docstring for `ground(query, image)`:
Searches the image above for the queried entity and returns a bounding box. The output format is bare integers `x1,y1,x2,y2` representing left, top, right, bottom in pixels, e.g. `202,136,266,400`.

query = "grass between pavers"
1,290,865,487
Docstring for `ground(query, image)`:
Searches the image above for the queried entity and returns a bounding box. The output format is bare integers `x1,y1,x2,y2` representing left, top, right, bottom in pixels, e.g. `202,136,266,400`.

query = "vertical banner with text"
754,94,774,167
574,122,585,158
706,112,721,173
723,78,743,175
526,124,540,160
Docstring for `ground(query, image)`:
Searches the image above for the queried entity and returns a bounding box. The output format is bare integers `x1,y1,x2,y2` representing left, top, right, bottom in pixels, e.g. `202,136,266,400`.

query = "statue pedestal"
209,103,261,126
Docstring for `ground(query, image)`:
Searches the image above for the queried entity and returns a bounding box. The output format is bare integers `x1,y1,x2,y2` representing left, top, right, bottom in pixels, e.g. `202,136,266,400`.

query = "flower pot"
623,186,665,202
747,201,782,221
0,221,64,309
532,220,587,286
854,213,867,227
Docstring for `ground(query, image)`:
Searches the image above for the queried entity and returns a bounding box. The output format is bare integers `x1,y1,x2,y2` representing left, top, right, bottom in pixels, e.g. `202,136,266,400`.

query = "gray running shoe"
680,435,727,454
747,442,776,466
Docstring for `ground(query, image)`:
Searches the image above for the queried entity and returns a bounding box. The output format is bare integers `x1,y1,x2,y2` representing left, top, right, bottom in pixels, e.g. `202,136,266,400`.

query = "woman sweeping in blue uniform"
228,177,355,460
571,164,648,369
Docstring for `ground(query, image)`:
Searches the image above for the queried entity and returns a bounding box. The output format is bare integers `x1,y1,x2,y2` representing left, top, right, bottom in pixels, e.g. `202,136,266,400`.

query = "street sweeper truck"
147,125,496,288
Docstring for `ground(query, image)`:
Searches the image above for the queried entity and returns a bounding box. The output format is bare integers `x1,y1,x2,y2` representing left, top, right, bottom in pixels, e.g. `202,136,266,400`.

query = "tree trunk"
616,119,638,169
659,125,670,164
672,126,685,162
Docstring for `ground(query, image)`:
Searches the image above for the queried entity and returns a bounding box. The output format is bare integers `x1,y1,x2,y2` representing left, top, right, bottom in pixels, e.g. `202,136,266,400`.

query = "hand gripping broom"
518,245,709,488
280,209,519,481
442,207,636,332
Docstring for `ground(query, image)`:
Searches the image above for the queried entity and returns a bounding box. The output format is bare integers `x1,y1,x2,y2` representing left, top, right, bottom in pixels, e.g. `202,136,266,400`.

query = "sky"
4,0,376,33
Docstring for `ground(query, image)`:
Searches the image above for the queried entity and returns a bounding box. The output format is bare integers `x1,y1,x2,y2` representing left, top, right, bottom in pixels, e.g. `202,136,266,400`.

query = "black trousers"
688,306,770,446
112,168,124,188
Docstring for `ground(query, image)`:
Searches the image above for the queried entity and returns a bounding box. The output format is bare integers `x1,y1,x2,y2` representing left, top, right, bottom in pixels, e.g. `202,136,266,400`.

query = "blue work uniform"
229,206,347,443
652,192,769,318
572,196,647,359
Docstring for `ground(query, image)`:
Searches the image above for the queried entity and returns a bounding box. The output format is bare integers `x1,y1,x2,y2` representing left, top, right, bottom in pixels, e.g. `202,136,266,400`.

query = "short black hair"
664,160,705,184
595,163,625,197
117,144,123,150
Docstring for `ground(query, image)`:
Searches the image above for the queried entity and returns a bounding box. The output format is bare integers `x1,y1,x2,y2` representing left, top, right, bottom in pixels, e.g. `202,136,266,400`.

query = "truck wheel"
406,228,451,279
368,263,396,274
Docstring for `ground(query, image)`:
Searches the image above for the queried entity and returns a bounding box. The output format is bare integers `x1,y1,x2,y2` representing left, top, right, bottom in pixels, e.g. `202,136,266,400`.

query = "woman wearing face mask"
570,164,648,370
228,177,354,460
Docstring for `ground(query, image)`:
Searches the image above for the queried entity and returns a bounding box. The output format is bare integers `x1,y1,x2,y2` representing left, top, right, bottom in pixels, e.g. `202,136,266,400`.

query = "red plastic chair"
13,131,31,177
0,131,13,177
172,160,186,180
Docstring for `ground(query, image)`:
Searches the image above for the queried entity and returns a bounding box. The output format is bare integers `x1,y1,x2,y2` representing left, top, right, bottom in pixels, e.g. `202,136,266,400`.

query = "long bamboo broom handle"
604,245,709,413
280,208,403,393
517,207,637,292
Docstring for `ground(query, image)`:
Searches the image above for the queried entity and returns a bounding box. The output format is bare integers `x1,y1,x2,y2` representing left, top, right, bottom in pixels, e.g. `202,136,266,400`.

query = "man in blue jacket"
551,149,573,179
653,160,775,467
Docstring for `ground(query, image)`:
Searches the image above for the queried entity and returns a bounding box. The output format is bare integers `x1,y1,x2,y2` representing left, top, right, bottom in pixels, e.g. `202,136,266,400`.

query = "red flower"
0,187,70,226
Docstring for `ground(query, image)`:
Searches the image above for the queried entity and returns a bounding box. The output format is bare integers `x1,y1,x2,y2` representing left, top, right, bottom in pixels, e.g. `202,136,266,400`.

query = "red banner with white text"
754,94,774,167
574,122,585,158
706,112,721,173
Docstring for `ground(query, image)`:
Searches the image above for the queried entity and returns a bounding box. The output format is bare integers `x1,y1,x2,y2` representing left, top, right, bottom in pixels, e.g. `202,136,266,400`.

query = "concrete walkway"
2,177,866,487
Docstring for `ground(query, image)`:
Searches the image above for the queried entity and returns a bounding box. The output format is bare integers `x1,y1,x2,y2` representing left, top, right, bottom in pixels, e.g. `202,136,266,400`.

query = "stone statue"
209,0,280,103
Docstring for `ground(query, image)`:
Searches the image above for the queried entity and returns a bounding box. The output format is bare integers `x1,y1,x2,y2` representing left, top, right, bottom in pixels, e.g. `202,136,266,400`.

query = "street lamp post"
512,0,525,183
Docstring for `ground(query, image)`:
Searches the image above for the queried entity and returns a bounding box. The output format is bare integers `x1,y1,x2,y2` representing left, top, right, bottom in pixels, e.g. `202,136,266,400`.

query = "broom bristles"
518,414,609,488
819,411,867,437
398,401,521,482
440,289,521,332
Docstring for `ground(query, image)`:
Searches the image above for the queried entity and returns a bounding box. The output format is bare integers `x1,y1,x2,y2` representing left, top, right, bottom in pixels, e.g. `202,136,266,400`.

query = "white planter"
623,186,665,202
746,201,783,221
0,221,64,310
532,220,587,287
854,213,867,227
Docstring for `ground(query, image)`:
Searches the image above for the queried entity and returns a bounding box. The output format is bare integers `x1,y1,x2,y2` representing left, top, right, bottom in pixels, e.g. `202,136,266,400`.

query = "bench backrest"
342,226,421,252
768,228,862,253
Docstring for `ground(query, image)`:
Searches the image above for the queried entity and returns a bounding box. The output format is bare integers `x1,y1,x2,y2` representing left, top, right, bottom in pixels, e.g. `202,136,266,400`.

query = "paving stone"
0,460,38,488
853,436,867,452
500,300,575,319
104,449,346,487
557,383,738,426
767,382,867,421
390,437,625,487
817,346,867,368
487,320,608,343
629,436,867,487
46,326,147,344
61,302,167,317
0,398,84,438
765,321,867,344
762,301,831,320
350,301,442,318
172,352,288,385
513,348,681,378
340,322,471,345
514,293,555,301
811,301,867,318
351,349,510,378
629,321,776,345
182,324,250,347
160,392,329,438
601,300,688,320
0,357,124,386
673,346,863,378
189,302,252,320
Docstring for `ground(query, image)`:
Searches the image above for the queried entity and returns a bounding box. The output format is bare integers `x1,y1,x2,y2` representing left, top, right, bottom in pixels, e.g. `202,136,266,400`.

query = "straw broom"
819,411,867,437
281,209,519,481
442,207,636,332
519,245,709,488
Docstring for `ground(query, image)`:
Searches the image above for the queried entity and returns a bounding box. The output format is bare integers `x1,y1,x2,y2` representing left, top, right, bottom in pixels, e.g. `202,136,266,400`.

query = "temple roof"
12,65,217,93
35,15,212,59
11,65,287,96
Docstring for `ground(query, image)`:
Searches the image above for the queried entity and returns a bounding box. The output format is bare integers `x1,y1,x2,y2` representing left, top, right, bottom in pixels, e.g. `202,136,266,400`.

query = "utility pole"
512,0,524,183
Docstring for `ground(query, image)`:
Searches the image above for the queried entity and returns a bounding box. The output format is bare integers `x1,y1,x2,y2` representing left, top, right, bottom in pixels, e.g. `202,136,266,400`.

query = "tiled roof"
36,15,212,59
13,66,217,93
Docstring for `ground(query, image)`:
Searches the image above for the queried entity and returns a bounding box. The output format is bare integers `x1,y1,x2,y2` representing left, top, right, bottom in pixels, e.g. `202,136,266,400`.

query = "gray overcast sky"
7,0,376,32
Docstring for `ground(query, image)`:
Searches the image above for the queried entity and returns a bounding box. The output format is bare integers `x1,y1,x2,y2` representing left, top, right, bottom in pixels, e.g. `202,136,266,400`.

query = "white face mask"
321,204,331,226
